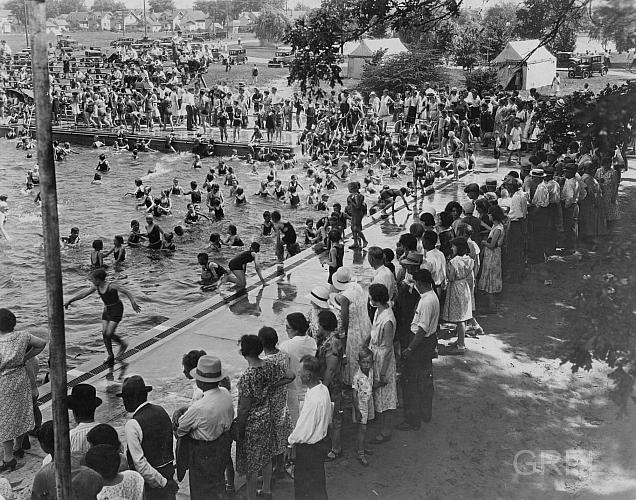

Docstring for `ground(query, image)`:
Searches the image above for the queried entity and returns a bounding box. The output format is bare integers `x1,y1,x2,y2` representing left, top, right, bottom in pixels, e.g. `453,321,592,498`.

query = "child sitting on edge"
353,347,374,466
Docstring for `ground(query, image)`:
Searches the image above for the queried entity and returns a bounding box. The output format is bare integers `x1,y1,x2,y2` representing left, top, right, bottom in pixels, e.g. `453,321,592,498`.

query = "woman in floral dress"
579,162,606,243
443,238,475,355
595,157,620,228
258,327,293,477
367,283,397,444
331,267,372,386
478,206,505,312
0,308,46,471
236,334,293,499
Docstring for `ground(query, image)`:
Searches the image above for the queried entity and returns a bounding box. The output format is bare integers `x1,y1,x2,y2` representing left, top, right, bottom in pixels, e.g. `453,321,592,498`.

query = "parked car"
267,46,294,67
110,37,135,48
556,51,574,71
226,46,247,64
567,55,608,78
57,35,85,53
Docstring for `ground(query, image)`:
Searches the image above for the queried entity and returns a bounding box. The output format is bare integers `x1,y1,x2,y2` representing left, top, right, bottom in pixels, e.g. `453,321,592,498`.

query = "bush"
464,67,499,94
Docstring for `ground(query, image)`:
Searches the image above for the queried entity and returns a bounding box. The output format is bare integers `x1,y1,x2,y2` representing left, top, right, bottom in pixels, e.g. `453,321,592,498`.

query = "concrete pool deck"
8,166,500,498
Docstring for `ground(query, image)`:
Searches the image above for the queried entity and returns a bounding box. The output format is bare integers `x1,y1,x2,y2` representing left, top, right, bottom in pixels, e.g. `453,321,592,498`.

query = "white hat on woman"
331,267,353,291
308,285,330,309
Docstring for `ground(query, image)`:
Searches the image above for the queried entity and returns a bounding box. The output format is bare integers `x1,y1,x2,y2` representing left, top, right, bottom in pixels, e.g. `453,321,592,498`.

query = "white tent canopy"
492,40,556,90
345,38,408,79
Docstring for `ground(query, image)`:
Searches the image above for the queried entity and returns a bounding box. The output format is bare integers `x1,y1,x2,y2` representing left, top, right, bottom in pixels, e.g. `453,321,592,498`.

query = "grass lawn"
203,63,290,90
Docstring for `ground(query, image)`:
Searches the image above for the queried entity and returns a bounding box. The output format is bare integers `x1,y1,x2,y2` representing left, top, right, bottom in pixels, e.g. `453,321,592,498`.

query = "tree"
464,67,498,94
148,0,174,13
254,10,289,42
4,0,27,25
358,46,446,95
589,0,636,52
91,0,127,11
453,20,484,71
515,0,583,52
482,2,517,61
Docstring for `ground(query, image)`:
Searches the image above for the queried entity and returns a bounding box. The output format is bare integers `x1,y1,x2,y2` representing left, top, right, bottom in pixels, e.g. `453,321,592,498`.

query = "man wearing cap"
120,376,178,499
176,356,233,499
397,268,439,430
394,251,424,358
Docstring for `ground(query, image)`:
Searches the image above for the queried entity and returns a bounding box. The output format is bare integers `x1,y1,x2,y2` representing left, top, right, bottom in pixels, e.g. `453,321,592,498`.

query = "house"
111,10,141,31
492,39,556,90
346,38,408,79
66,11,92,30
172,9,207,32
205,19,224,33
0,10,12,34
90,11,113,31
230,11,259,33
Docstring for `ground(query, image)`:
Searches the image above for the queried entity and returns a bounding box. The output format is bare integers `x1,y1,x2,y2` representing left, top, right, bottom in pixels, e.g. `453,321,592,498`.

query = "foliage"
45,0,87,19
254,9,290,42
464,67,498,94
588,0,636,52
515,0,583,52
284,0,461,91
91,0,126,11
358,47,446,95
4,0,26,25
148,0,174,13
453,20,483,70
482,2,517,61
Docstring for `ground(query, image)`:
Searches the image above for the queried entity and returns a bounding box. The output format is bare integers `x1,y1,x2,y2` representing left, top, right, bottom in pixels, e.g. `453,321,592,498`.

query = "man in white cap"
176,356,233,499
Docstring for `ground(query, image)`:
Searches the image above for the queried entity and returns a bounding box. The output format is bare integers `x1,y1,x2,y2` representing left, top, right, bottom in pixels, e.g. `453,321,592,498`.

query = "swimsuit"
229,250,254,271
113,248,125,262
147,224,162,249
98,285,124,323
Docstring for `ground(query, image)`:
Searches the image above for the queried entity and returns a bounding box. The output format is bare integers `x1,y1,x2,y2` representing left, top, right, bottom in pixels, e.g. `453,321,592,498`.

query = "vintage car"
225,46,247,64
57,35,85,53
567,54,608,78
267,46,294,67
556,51,574,71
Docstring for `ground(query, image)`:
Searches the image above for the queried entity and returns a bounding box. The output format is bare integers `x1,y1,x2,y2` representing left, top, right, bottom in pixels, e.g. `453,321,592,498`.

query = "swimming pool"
0,138,396,366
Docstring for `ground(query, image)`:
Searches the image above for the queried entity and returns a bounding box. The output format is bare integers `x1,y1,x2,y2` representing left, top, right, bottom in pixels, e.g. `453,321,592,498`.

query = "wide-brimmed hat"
308,285,330,309
328,293,343,311
116,375,152,397
190,355,224,383
530,168,545,178
399,251,423,267
67,384,102,411
331,267,353,291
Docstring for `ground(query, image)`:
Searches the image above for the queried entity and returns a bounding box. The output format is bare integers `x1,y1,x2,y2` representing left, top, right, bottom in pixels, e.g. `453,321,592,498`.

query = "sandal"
325,449,343,461
357,451,369,466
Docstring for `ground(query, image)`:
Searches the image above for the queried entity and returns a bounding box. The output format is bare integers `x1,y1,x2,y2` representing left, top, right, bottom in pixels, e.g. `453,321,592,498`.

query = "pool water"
0,138,396,366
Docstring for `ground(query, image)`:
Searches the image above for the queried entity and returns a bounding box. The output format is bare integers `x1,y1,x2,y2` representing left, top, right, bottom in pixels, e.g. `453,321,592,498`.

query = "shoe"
0,459,17,472
395,422,420,431
357,451,369,466
325,449,343,461
445,344,466,355
368,434,391,445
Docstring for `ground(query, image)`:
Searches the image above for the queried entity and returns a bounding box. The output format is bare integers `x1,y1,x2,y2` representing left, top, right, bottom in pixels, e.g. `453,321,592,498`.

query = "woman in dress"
236,335,292,500
595,156,620,229
330,267,372,386
85,444,144,500
0,308,46,471
442,238,475,355
478,205,505,312
258,327,294,478
579,161,605,245
64,269,141,366
366,283,397,444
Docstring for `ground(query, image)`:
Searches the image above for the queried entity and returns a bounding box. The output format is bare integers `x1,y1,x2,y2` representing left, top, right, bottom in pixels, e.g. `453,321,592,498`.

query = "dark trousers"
561,203,578,251
145,464,176,500
186,105,194,130
402,335,436,427
189,433,231,500
505,220,526,281
295,440,329,500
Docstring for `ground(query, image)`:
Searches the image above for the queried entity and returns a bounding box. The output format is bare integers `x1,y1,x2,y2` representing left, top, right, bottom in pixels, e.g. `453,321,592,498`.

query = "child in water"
61,227,80,246
222,224,244,246
234,187,246,205
261,211,273,236
91,173,102,185
197,252,227,283
127,220,145,248
162,232,176,251
208,233,222,251
91,239,105,267
193,155,202,169
104,235,126,263
304,218,316,244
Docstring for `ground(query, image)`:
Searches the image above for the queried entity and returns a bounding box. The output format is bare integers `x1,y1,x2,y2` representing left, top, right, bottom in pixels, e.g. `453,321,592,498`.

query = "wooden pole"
29,0,73,498
23,0,29,48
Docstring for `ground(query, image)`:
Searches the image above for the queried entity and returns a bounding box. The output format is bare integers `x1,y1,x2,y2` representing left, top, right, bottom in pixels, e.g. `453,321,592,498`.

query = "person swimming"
96,154,110,173
91,173,102,185
234,187,246,205
61,226,80,246
261,211,273,236
170,178,185,196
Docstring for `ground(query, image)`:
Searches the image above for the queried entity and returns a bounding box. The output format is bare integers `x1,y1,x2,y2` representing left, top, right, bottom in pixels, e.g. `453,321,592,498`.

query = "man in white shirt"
176,356,233,499
119,376,178,499
421,230,446,291
397,269,440,429
280,312,317,424
66,384,102,457
368,246,397,302
287,355,331,500
560,163,580,253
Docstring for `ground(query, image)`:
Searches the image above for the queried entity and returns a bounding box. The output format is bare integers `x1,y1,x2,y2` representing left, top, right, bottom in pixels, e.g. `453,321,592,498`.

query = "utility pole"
143,0,148,38
29,0,73,498
23,0,29,48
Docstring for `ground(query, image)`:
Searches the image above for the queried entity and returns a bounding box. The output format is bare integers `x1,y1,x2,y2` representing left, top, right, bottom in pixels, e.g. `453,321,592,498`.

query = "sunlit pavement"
11,164,504,498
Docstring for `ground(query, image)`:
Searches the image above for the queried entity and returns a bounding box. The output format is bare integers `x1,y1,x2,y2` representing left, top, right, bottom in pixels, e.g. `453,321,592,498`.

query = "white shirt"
508,190,528,221
561,177,580,207
280,335,317,424
177,387,234,442
421,248,446,287
125,403,168,489
288,383,332,445
372,265,397,301
69,421,98,456
410,289,440,337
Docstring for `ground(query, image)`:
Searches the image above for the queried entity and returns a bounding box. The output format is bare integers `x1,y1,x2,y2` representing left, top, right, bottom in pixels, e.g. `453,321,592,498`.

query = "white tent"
492,40,556,90
346,38,408,79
